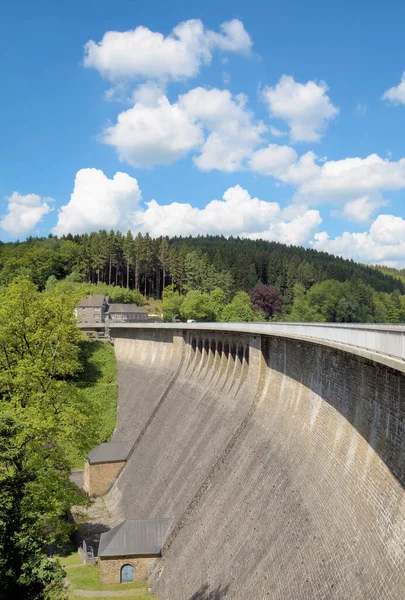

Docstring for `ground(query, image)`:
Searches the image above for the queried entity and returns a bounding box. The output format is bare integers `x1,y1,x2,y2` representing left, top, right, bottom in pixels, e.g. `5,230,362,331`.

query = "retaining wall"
105,327,405,599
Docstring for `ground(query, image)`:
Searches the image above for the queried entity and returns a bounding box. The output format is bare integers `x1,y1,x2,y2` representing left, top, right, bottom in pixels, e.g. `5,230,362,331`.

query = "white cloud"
134,184,321,244
262,75,339,142
269,126,287,138
335,196,385,225
0,192,52,236
103,90,203,168
252,144,402,193
84,19,252,82
382,72,405,105
311,214,405,267
205,19,252,53
248,144,298,177
52,169,141,235
179,88,266,172
292,153,405,201
52,170,321,245
249,146,405,222
104,86,265,171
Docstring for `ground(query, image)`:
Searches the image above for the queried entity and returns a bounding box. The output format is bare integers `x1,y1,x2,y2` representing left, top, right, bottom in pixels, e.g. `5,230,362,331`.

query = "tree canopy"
1,231,405,324
0,279,98,599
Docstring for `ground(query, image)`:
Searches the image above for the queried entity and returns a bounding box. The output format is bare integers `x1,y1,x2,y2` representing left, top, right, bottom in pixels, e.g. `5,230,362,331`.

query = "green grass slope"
70,340,118,469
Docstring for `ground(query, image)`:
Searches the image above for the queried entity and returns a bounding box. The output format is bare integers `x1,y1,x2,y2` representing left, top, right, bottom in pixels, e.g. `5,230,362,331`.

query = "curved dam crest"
104,326,405,599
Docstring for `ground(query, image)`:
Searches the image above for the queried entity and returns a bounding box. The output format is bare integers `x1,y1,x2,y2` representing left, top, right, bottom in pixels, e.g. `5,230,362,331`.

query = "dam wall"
106,326,405,599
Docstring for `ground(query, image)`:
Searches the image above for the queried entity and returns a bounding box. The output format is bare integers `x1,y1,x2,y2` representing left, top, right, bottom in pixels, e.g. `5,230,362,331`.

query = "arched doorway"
121,563,134,583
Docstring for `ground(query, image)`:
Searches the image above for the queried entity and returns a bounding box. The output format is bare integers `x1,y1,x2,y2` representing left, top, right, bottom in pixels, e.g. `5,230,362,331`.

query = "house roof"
79,295,106,308
107,304,147,314
87,441,132,464
98,518,173,558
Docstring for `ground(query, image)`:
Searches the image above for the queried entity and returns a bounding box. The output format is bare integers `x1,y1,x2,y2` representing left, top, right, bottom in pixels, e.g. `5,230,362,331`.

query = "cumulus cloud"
291,153,405,202
382,72,405,105
336,196,385,225
179,88,266,171
52,168,141,235
248,144,298,178
103,91,203,168
52,170,321,245
84,19,252,82
0,192,52,236
262,75,339,142
134,184,321,244
312,214,405,267
249,147,405,221
104,86,265,171
269,126,287,138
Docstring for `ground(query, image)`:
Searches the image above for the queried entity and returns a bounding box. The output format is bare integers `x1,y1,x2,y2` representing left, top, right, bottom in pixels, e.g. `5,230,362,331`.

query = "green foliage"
77,340,117,384
69,341,118,466
180,290,215,321
282,284,322,322
183,250,234,297
1,232,405,323
284,278,386,323
221,292,255,322
57,281,145,306
45,275,58,293
162,285,183,322
209,288,227,320
0,279,98,599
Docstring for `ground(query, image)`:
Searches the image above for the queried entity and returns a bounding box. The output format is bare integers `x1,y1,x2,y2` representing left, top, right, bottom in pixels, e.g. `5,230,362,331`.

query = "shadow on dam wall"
105,327,405,600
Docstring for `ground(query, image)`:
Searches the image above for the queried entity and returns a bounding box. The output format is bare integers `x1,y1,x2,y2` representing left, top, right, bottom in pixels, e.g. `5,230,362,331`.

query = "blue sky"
2,0,405,265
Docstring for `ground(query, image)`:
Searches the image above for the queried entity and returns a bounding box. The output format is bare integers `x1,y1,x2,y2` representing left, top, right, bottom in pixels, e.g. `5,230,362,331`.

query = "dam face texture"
103,326,405,599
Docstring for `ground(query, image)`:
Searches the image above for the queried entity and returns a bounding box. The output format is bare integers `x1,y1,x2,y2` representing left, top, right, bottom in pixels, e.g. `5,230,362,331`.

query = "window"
120,563,134,583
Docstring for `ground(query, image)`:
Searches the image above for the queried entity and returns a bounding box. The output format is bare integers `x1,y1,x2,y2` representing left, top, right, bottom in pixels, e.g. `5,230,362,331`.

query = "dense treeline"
1,231,405,323
0,231,403,294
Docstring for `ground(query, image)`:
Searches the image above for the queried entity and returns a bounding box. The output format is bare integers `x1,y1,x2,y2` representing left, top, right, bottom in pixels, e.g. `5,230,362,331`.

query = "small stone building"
99,518,173,585
106,304,148,323
83,441,131,496
76,295,108,324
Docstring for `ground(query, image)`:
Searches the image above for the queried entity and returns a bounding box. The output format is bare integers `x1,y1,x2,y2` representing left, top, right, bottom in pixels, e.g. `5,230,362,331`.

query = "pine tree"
158,238,170,292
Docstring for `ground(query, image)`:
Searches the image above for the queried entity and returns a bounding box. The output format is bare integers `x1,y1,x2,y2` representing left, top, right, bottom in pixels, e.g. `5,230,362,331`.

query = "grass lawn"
66,562,159,598
57,551,82,568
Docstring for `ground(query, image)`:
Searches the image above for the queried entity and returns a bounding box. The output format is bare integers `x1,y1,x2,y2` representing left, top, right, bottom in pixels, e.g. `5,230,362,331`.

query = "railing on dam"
77,321,405,364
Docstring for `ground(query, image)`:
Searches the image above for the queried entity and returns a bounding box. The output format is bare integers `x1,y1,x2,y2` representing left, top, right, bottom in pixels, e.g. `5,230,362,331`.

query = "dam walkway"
81,321,405,370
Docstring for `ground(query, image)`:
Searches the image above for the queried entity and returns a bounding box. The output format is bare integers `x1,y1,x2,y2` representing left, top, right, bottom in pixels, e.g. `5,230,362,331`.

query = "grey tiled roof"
87,441,131,464
79,295,106,308
107,304,148,314
98,518,173,557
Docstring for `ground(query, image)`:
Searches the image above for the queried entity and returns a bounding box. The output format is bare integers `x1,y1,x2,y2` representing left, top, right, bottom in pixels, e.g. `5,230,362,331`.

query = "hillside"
0,232,403,294
1,232,405,323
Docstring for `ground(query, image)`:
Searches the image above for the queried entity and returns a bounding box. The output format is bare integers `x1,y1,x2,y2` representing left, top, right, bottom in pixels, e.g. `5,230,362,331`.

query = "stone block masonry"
103,326,405,599
83,460,126,496
100,556,156,585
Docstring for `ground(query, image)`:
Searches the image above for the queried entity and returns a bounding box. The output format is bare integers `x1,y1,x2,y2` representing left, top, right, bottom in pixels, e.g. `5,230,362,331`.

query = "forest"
1,230,405,323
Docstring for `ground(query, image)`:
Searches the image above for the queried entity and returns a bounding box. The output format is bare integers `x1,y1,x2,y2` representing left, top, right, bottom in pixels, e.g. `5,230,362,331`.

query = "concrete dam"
101,323,405,599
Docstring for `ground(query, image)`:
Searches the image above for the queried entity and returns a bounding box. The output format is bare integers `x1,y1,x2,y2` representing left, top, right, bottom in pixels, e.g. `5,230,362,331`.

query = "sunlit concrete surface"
93,324,405,599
